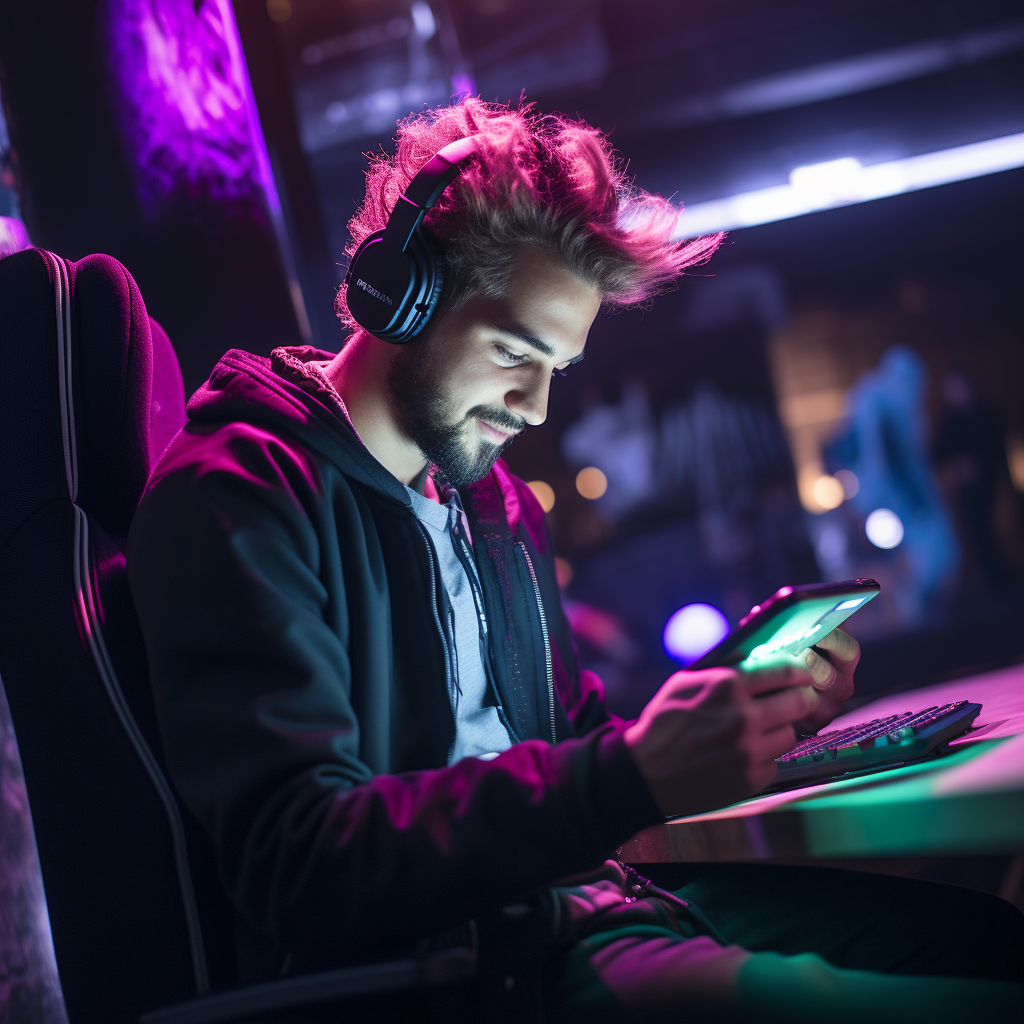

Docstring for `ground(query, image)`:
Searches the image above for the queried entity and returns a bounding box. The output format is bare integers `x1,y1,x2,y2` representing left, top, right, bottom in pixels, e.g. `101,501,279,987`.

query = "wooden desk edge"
619,787,1024,862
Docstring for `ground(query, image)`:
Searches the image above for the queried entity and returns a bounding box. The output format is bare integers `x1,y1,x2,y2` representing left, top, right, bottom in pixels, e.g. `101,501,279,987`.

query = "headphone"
343,134,481,344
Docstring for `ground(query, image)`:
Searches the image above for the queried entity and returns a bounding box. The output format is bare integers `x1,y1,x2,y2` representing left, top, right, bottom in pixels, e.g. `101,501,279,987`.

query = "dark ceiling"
254,0,1023,309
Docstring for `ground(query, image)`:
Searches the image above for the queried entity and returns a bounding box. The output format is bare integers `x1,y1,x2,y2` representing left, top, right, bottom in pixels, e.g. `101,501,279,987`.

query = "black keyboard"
770,700,982,789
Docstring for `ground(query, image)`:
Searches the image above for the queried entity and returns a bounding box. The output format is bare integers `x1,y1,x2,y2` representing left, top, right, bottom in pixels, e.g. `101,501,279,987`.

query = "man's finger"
805,648,837,689
740,659,814,696
751,685,814,732
657,669,735,708
752,722,799,762
746,724,799,789
814,628,860,662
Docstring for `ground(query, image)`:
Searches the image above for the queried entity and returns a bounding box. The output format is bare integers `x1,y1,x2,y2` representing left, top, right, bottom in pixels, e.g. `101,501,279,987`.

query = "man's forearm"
216,725,660,965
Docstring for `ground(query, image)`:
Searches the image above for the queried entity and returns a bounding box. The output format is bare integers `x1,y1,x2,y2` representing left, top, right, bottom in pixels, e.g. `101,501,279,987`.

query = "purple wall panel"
104,0,276,221
100,0,311,377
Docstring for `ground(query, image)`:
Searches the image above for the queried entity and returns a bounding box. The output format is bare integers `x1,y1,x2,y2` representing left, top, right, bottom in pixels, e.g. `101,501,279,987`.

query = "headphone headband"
404,135,481,209
344,135,481,343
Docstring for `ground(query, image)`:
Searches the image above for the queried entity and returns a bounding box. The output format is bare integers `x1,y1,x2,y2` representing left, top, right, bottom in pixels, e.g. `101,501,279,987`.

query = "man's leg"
734,950,1021,1024
546,921,753,1023
546,922,1022,1024
545,864,1023,1022
659,861,1024,981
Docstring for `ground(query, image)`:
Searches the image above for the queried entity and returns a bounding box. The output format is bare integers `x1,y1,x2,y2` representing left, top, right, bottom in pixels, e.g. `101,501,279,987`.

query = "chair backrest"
0,249,234,1022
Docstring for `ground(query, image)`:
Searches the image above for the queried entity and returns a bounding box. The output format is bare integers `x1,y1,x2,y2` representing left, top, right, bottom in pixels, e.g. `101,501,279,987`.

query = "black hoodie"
127,346,660,975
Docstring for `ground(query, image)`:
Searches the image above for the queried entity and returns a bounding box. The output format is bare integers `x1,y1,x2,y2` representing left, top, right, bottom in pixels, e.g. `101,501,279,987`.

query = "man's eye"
496,345,528,365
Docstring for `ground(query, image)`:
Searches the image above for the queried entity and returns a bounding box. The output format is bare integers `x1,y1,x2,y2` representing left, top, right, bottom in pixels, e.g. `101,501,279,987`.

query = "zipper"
413,519,456,711
415,495,522,748
446,498,489,642
617,862,729,945
446,499,520,740
518,542,556,744
447,604,461,709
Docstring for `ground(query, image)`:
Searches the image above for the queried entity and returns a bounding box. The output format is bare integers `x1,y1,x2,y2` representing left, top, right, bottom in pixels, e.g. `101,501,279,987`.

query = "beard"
386,340,524,488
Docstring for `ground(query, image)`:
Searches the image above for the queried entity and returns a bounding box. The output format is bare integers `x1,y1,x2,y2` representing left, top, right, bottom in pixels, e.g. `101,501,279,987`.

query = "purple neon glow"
663,603,731,664
103,0,311,337
104,0,277,216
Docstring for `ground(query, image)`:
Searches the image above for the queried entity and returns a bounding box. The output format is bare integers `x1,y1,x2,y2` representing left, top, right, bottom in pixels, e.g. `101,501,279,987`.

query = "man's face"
386,245,601,487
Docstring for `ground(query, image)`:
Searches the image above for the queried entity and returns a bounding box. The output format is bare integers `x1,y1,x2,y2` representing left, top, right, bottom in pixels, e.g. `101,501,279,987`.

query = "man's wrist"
578,723,664,848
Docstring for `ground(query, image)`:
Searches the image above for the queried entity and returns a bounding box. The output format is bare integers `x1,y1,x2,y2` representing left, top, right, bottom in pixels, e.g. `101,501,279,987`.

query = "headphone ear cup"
344,224,444,342
418,242,446,326
395,231,445,342
348,136,478,341
345,229,420,341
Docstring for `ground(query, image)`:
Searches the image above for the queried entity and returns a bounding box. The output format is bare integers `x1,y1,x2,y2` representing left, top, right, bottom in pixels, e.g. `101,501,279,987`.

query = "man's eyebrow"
490,324,585,364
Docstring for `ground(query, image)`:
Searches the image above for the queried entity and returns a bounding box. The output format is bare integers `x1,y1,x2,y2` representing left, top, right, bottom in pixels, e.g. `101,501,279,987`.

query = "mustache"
467,405,526,436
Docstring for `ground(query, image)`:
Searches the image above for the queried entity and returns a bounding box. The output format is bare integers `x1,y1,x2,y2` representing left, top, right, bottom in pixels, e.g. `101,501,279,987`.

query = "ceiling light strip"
674,132,1024,237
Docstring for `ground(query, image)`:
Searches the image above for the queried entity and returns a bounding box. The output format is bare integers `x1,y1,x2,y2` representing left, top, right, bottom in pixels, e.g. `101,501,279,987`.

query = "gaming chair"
0,249,474,1023
0,248,225,1022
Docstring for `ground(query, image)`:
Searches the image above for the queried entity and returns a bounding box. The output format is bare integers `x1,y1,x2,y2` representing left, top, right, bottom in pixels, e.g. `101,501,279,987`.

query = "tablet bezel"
687,579,880,670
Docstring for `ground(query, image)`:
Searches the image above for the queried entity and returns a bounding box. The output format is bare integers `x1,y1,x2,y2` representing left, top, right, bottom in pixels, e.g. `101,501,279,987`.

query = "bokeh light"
575,466,608,500
662,603,731,664
812,474,845,510
527,479,556,513
1007,433,1024,492
266,0,293,22
554,556,573,588
835,468,859,498
865,508,904,549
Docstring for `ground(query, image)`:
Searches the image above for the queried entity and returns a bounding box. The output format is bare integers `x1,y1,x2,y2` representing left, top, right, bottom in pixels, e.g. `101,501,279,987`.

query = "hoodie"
127,345,661,976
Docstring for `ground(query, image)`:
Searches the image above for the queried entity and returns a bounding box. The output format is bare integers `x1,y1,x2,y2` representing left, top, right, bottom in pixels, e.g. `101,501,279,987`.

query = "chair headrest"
149,317,187,467
0,249,185,546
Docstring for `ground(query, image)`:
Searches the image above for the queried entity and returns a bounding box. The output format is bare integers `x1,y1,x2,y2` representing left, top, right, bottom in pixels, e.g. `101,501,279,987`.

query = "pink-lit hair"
335,97,724,329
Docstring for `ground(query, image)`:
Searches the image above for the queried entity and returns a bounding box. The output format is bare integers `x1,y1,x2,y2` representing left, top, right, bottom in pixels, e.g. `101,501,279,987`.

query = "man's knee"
737,950,1024,1024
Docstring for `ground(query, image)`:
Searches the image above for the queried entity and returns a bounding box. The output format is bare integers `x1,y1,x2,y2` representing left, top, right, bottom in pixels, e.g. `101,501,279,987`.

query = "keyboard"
769,700,982,790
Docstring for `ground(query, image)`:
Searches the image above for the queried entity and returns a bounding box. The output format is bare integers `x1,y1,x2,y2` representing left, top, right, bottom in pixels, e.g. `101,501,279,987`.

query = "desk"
619,663,1024,863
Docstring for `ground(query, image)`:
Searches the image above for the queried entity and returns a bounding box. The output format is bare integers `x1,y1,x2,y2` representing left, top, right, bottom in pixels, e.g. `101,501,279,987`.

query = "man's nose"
506,371,551,427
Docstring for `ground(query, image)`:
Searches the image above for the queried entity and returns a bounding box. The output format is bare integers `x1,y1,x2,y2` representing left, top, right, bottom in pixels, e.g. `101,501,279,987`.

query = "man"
129,99,1022,1022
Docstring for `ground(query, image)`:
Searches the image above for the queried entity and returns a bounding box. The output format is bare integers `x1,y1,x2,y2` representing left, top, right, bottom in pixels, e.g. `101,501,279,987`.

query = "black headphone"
343,134,481,344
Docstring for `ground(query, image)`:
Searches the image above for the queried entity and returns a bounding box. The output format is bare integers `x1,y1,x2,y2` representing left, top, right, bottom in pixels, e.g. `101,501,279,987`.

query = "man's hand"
624,663,815,818
797,628,860,734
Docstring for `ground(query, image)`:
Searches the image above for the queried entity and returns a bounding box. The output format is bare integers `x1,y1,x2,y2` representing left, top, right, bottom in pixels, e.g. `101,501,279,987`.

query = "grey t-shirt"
405,485,513,764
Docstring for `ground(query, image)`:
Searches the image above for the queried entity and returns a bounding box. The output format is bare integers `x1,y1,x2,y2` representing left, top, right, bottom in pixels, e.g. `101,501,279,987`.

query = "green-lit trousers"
546,863,1024,1023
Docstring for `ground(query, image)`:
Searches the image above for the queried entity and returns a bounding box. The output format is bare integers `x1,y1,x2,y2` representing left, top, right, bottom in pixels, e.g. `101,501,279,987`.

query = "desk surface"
619,663,1024,863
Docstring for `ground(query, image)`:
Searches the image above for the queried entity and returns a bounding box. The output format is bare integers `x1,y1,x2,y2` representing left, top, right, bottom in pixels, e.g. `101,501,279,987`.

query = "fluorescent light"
674,133,1024,237
790,157,865,204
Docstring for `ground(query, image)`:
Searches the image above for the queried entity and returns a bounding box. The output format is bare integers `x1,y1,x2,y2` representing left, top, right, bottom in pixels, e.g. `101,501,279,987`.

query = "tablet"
687,579,880,671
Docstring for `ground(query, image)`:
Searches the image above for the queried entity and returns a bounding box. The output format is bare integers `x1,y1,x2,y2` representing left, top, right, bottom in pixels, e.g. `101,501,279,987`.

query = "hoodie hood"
186,346,411,507
183,346,547,551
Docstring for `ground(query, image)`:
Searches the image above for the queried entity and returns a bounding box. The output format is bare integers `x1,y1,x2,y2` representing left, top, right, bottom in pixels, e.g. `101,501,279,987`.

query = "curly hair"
335,97,724,330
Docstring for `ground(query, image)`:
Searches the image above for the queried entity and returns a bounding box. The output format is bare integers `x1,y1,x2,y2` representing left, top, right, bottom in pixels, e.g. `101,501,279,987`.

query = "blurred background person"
838,346,960,623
